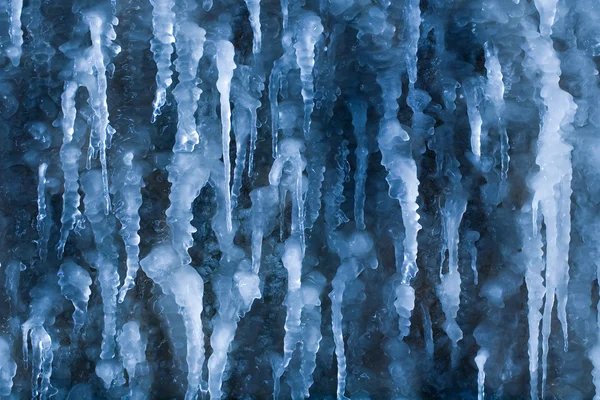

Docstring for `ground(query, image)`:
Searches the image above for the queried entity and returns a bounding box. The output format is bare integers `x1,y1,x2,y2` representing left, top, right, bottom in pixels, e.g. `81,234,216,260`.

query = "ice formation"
2,0,600,398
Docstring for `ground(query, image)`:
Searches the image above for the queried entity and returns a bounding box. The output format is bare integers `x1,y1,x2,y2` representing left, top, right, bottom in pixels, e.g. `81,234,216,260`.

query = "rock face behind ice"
1,0,598,399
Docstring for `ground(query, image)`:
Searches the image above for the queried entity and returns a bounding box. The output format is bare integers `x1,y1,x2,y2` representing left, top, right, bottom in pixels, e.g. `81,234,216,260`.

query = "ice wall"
0,0,597,398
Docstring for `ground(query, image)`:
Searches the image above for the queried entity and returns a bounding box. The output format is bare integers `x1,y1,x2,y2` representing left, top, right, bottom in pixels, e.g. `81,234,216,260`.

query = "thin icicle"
294,12,323,139
245,0,261,54
437,195,467,349
475,348,489,400
483,42,509,180
522,214,544,400
269,35,295,158
7,0,23,66
173,22,206,152
113,153,146,303
149,0,176,122
421,304,434,357
347,99,368,230
216,40,236,233
250,187,279,274
465,230,480,285
281,0,288,31
37,163,48,260
57,81,82,259
405,0,421,89
273,237,304,398
85,13,120,215
297,272,326,399
81,169,120,360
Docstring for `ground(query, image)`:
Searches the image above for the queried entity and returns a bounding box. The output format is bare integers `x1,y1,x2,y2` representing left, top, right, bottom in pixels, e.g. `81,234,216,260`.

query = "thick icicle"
475,348,489,400
81,169,120,360
347,99,368,230
166,152,211,265
7,0,23,66
294,12,323,139
463,78,484,162
85,13,120,215
245,0,262,54
117,320,146,380
112,153,146,303
329,232,377,400
437,194,467,349
526,11,576,395
31,326,54,399
37,162,48,260
149,0,176,121
0,337,16,396
173,23,206,152
377,69,421,339
57,81,82,258
216,40,236,233
141,245,205,400
58,261,92,339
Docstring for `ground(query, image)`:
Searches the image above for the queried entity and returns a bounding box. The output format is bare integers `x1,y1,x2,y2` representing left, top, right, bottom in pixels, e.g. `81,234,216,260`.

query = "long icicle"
216,40,236,233
149,0,176,122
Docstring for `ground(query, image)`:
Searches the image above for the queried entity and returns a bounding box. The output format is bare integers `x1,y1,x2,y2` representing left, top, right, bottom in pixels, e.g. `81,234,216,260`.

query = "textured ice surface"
0,0,598,398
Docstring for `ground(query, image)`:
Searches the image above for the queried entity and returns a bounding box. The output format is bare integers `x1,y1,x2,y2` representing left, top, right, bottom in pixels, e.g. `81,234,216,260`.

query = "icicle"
525,12,576,394
216,40,236,233
149,0,176,121
281,0,288,31
208,171,261,400
0,337,16,396
117,320,146,380
437,195,467,349
245,0,262,54
37,163,48,260
465,230,480,285
250,187,279,274
522,214,544,400
57,81,82,258
421,304,434,357
297,272,326,399
81,169,120,360
273,237,305,398
324,140,350,236
269,34,295,158
483,42,509,180
463,78,484,162
166,152,211,265
173,23,206,152
4,260,24,314
269,138,307,251
85,13,120,215
58,261,92,339
112,153,145,303
347,99,368,230
141,245,205,400
405,0,421,89
7,0,23,66
475,348,489,400
31,326,55,399
231,107,250,210
294,12,323,139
